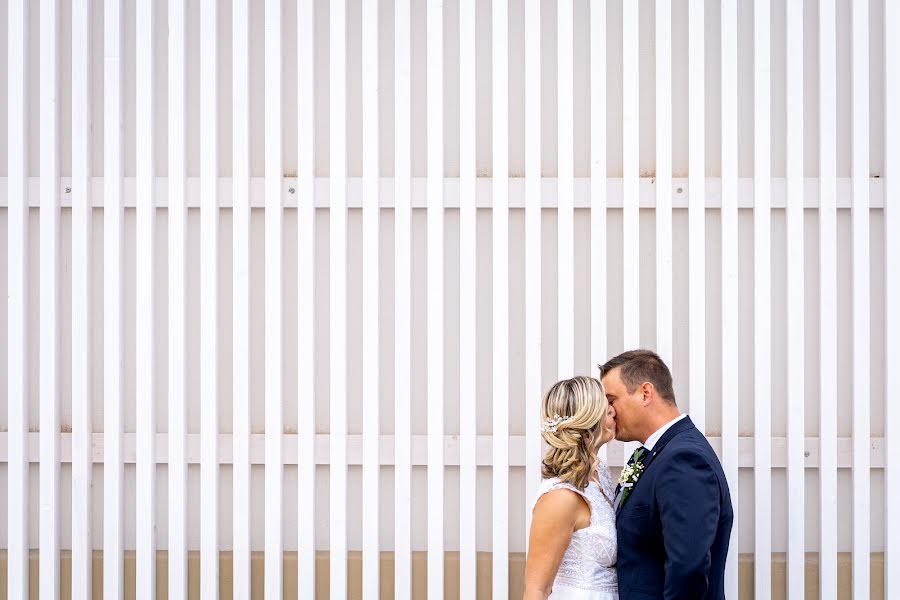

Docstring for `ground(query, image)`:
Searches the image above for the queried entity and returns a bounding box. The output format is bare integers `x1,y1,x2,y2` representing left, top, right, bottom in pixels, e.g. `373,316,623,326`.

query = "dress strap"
531,478,592,517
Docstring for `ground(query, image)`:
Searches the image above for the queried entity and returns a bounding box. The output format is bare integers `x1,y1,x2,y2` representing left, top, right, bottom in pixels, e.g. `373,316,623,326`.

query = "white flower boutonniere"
617,448,648,508
618,461,645,488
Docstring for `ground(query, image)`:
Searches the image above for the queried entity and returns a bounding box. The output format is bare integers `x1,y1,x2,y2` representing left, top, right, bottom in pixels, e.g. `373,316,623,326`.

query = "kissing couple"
524,350,734,600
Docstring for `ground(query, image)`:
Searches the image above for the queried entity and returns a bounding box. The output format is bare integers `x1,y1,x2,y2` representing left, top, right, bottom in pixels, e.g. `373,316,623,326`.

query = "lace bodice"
531,462,618,593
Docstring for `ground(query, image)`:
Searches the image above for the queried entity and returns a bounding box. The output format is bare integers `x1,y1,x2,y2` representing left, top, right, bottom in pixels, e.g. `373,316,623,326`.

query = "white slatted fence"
0,2,893,598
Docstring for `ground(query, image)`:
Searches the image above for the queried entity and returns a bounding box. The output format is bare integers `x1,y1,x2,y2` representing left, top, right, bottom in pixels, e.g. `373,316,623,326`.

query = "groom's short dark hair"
599,349,676,405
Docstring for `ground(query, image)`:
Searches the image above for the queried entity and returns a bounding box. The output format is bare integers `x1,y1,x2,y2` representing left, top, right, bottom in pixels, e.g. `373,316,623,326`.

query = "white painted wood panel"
0,6,891,600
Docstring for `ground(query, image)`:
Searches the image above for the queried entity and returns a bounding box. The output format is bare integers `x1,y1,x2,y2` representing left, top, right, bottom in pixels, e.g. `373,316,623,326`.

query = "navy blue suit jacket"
615,417,733,599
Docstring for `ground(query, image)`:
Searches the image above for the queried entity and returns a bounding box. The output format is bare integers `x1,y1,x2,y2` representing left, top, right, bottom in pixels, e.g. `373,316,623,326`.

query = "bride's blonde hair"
540,376,609,490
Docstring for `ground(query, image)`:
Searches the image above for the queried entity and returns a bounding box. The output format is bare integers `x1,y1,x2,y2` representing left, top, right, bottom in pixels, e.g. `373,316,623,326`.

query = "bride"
524,376,618,599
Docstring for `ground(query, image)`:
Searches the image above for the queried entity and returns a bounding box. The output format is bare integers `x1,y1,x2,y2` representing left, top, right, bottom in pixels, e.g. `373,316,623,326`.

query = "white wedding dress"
531,461,619,599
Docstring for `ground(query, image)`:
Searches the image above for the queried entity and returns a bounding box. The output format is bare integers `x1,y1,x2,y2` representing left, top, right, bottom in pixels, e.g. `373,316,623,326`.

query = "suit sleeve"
657,448,721,599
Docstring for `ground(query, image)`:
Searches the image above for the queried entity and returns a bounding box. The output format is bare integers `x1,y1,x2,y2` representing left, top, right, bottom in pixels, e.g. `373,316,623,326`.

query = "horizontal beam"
0,433,886,469
0,177,886,209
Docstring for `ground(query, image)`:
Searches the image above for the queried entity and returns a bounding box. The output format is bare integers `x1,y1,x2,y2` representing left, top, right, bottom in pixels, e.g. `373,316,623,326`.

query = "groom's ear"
640,382,654,404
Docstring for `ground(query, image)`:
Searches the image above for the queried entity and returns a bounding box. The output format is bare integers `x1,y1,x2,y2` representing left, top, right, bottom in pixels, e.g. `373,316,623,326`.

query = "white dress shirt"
643,413,687,451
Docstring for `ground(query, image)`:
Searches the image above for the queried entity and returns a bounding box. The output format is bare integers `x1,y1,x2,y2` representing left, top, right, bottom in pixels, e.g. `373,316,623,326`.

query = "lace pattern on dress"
531,461,619,593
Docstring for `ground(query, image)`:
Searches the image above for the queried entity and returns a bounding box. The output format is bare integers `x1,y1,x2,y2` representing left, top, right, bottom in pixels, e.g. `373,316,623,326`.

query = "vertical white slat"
71,0,94,597
361,0,381,596
39,0,61,595
104,0,126,595
297,0,317,596
200,0,220,595
885,0,900,595
752,0,772,593
426,0,445,596
492,0,510,596
785,0,805,596
590,0,607,460
687,0,706,434
621,0,639,352
232,0,251,596
7,0,31,597
621,0,640,461
655,0,673,369
263,0,284,596
720,0,739,596
135,0,157,595
524,0,542,545
393,0,412,596
330,0,349,596
167,0,189,596
557,0,574,378
818,0,838,593
459,0,477,592
850,0,871,594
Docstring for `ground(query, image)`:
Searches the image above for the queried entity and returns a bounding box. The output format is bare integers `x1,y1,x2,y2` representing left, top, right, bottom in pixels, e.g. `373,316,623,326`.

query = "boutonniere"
618,460,645,507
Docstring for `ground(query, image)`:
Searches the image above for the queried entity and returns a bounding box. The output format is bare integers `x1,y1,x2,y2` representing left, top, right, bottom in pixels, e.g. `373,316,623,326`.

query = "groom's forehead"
602,367,625,388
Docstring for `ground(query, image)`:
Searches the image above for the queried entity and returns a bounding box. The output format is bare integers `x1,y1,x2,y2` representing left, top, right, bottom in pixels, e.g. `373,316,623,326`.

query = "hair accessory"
541,414,570,433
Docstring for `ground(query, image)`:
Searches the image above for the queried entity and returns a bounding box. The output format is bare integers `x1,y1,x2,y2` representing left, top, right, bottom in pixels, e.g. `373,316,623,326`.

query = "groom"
600,350,733,599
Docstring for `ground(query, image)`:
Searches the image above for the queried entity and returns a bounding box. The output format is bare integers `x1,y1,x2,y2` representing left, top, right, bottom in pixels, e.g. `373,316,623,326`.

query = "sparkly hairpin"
541,414,570,433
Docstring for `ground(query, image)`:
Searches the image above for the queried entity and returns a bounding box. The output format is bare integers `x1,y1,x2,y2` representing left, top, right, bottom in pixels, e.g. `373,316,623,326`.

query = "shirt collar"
643,413,687,451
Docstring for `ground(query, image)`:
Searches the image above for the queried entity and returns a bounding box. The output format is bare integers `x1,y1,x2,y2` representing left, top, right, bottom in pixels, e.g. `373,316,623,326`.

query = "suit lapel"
639,416,695,472
616,417,696,516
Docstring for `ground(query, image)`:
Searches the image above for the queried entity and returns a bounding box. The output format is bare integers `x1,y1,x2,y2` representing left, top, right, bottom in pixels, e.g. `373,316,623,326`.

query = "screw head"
65,187,71,194
676,187,683,194
289,187,296,194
